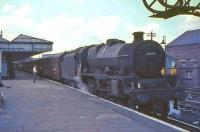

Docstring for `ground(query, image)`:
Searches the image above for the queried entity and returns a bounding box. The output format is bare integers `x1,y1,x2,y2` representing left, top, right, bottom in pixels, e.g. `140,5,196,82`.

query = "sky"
0,0,200,53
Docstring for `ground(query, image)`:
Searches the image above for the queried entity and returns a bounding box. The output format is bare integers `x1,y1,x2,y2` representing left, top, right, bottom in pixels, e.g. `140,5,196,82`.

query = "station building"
0,32,53,78
166,29,200,88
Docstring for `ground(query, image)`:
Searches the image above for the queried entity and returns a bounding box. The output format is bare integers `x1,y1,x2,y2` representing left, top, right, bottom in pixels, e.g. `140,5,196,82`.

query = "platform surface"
0,71,185,132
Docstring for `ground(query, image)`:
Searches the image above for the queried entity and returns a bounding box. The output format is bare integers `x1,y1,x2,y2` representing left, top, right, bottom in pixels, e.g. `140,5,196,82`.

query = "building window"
179,59,186,67
185,70,192,79
191,59,198,67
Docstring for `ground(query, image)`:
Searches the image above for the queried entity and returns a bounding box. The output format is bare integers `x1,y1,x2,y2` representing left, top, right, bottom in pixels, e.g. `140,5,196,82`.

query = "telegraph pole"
147,31,156,40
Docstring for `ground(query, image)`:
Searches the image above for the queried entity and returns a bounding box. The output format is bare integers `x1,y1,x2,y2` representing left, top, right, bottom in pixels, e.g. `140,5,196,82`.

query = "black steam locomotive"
14,32,185,117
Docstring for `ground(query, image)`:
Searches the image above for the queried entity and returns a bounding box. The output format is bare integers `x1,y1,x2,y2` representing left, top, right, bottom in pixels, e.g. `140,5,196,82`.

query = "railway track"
180,100,200,113
179,88,200,114
186,89,200,100
162,117,200,132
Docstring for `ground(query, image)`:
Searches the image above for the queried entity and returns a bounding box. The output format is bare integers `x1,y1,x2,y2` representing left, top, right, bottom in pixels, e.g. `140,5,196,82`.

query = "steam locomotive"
14,32,185,117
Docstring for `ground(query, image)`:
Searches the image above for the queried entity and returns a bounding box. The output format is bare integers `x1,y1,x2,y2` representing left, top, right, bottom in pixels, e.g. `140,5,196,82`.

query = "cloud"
34,14,84,34
0,2,162,53
2,4,14,12
0,2,159,53
85,15,120,41
178,16,200,32
33,14,121,52
35,14,161,52
124,21,161,41
13,3,32,17
33,14,85,52
74,0,98,5
0,3,34,39
0,2,120,52
125,22,161,33
74,0,86,4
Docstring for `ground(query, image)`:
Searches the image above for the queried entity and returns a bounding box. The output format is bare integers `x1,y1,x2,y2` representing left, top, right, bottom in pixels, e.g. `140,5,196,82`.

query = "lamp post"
161,36,167,75
161,35,167,51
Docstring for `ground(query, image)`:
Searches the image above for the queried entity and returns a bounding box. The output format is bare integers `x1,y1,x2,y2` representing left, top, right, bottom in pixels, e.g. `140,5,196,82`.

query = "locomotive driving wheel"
127,97,137,110
153,100,169,118
87,78,96,94
138,102,153,115
161,101,170,118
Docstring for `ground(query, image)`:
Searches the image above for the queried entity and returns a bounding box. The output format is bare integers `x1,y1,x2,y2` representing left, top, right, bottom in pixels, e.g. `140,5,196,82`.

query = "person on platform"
33,65,37,83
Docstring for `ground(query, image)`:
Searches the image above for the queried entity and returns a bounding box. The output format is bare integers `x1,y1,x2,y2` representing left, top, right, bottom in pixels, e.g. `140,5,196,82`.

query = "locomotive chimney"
133,32,144,43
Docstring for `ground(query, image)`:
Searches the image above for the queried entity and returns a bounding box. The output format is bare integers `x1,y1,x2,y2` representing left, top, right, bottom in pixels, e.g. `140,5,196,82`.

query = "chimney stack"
133,32,144,43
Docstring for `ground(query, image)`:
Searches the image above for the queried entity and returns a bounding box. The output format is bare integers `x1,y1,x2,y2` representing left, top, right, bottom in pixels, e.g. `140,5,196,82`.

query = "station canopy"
0,34,53,60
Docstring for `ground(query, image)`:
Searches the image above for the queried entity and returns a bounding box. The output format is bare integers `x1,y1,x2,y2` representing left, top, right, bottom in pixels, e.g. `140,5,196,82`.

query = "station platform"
0,71,186,132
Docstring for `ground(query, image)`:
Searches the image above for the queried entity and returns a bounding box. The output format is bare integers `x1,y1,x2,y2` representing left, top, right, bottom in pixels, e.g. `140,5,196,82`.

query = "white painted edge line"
46,79,187,132
168,117,200,130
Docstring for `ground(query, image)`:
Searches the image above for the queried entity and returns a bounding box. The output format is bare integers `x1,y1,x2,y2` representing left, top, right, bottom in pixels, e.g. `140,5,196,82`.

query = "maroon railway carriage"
14,53,64,81
42,54,62,81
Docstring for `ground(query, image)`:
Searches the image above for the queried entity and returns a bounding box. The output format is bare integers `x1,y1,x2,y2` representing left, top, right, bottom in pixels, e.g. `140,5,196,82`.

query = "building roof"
0,37,9,43
167,29,200,47
12,34,53,44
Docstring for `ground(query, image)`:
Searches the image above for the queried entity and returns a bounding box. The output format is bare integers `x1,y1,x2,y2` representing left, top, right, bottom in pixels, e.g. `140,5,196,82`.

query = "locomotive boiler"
86,32,165,77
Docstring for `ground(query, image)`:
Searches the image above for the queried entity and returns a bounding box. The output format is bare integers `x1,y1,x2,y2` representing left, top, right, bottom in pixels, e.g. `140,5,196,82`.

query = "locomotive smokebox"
133,32,144,43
